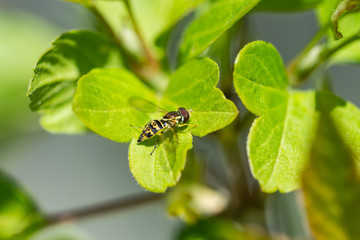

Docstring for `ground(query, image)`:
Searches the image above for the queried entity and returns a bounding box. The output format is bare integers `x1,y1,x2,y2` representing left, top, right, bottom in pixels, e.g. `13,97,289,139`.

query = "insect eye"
178,107,190,123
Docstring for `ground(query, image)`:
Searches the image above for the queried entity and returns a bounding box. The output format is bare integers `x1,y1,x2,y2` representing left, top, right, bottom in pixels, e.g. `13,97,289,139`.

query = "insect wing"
129,96,167,113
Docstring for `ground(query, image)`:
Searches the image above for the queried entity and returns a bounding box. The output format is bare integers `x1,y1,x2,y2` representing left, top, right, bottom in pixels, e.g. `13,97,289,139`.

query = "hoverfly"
129,97,196,155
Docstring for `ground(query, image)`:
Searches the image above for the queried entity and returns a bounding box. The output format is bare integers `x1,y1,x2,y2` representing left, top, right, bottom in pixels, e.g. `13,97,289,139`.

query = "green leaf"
73,58,237,192
234,41,316,192
254,0,323,12
234,41,360,193
179,0,261,62
317,0,360,63
246,91,316,192
129,132,193,192
177,217,270,240
27,30,123,134
0,171,44,239
73,68,157,143
302,106,360,240
315,91,360,164
164,58,238,137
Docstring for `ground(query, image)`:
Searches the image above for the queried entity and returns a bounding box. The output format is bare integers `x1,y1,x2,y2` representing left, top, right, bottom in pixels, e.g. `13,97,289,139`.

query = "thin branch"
291,31,360,84
287,21,330,85
46,192,163,225
123,0,159,71
88,5,138,65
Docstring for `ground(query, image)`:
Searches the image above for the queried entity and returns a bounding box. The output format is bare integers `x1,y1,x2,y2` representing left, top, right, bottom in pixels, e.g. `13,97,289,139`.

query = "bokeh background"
1,0,360,239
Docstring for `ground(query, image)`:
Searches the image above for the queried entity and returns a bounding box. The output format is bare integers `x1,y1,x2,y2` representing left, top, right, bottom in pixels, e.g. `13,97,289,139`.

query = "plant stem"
89,5,136,63
294,31,360,84
46,193,163,225
287,22,329,85
123,0,159,71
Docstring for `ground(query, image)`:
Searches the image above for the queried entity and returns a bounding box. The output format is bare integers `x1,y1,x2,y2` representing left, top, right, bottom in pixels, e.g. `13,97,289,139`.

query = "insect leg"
150,136,160,156
170,127,180,144
129,124,143,129
178,123,198,128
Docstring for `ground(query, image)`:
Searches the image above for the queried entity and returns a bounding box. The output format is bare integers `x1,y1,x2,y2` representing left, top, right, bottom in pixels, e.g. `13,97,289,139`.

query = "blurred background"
1,0,360,239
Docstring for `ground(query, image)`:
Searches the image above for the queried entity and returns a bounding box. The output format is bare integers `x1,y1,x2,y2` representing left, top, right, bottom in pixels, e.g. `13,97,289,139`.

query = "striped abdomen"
137,120,168,142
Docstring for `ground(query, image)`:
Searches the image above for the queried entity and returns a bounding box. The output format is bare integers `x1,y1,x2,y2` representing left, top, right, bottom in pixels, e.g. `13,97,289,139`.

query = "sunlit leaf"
27,30,123,134
129,132,193,192
177,217,270,240
179,0,260,62
164,58,238,137
303,106,360,240
73,68,156,143
234,41,316,192
234,41,360,193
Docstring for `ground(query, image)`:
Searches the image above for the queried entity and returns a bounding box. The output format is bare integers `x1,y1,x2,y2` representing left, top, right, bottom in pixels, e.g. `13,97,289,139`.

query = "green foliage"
131,0,205,47
179,0,261,62
0,171,44,239
129,132,193,192
73,58,237,192
177,217,270,240
27,30,123,134
73,68,155,142
317,0,360,63
22,0,360,237
234,41,360,193
254,0,323,12
303,111,360,240
164,58,238,137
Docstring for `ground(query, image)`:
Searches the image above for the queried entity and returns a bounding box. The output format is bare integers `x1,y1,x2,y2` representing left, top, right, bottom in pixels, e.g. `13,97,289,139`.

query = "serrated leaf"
179,0,260,62
27,30,122,134
129,132,193,192
73,58,237,192
317,0,360,63
302,108,360,240
234,41,360,193
0,171,44,239
254,0,323,12
164,58,238,137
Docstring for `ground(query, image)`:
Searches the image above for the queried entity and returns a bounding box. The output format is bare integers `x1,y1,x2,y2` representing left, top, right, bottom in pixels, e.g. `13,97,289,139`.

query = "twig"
287,21,329,85
88,5,138,65
290,30,360,84
123,0,159,71
46,192,163,225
